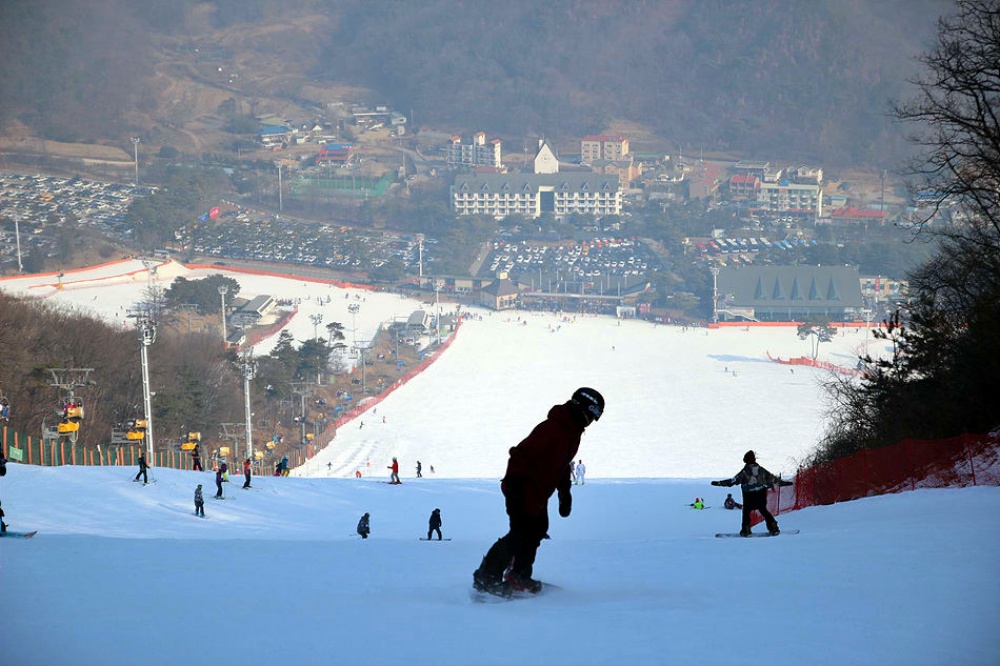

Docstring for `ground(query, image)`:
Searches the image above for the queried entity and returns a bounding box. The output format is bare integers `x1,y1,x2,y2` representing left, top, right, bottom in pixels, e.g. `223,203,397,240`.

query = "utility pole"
13,209,23,274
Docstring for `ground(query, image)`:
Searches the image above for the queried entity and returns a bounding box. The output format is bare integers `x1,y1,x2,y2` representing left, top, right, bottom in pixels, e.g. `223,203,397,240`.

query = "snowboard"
419,537,452,541
715,529,799,538
471,582,558,602
0,530,38,538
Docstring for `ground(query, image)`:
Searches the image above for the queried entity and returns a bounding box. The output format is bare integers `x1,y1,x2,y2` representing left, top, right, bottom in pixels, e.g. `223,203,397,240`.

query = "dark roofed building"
716,266,864,322
480,277,520,310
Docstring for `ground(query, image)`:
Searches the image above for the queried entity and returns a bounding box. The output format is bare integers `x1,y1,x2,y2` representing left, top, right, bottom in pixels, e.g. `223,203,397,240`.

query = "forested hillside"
0,0,951,166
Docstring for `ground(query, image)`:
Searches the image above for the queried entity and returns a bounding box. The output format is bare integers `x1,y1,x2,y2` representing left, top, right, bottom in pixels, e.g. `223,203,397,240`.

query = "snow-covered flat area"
2,260,997,665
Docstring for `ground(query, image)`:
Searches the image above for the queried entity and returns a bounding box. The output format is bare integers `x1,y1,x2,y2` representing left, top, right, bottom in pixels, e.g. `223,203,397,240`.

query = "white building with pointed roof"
534,139,559,174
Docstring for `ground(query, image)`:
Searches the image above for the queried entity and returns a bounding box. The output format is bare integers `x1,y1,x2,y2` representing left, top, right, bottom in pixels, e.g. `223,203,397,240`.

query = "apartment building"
581,135,630,163
446,131,503,169
753,181,824,218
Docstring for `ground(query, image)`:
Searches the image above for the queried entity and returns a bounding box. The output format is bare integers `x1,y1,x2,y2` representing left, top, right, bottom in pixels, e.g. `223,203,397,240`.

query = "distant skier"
194,485,205,517
357,512,371,539
280,454,289,477
723,493,742,510
388,457,400,484
427,508,442,540
0,451,7,477
134,452,149,484
214,467,224,499
416,461,423,478
473,387,605,595
0,500,7,533
191,445,203,471
219,460,229,482
689,497,705,510
711,450,792,536
242,458,252,489
574,459,586,485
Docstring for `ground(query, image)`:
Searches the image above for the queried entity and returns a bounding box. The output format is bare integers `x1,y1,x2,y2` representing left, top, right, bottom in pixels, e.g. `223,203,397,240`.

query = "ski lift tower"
218,285,229,348
219,422,246,462
129,309,157,458
355,340,370,394
289,382,313,447
241,351,257,461
45,368,95,444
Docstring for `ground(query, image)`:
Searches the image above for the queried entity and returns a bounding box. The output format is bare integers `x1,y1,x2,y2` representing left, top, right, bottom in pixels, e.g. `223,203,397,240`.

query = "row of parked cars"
483,237,662,283
0,172,140,269
185,210,428,274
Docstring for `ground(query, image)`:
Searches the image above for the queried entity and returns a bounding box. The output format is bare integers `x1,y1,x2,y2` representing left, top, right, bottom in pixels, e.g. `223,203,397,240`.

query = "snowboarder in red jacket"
473,387,604,595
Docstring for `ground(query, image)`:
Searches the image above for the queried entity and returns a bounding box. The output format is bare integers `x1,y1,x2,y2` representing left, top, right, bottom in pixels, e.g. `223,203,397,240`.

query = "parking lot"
0,172,139,269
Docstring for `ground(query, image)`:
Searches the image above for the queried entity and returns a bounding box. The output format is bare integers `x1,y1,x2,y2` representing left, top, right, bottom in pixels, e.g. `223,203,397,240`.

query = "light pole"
310,313,323,340
434,279,443,346
218,285,229,348
309,313,324,383
348,304,360,349
242,352,257,461
276,161,283,212
710,266,720,324
131,137,141,188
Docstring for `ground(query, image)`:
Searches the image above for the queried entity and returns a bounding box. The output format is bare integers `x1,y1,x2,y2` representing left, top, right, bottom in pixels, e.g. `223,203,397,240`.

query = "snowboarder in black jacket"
357,512,371,539
427,508,442,540
711,450,792,536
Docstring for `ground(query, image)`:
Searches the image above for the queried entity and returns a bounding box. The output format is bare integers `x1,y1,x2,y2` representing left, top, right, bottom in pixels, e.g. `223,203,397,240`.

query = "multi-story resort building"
451,173,622,219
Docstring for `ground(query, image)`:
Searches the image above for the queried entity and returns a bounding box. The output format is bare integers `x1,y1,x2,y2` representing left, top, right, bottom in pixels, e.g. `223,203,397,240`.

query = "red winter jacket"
502,402,584,517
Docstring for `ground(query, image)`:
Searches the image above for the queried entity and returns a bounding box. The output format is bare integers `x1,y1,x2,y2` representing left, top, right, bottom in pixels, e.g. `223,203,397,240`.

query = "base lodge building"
451,173,622,219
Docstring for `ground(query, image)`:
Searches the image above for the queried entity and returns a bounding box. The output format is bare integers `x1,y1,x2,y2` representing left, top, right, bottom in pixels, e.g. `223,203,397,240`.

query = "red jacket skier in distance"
502,403,584,517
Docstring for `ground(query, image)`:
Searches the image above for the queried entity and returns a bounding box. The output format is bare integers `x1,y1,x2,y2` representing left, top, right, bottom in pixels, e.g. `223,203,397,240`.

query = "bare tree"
814,1,1000,463
892,0,1000,238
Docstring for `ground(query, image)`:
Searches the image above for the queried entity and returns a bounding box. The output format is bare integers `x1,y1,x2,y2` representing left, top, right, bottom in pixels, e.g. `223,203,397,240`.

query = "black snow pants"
742,488,778,534
479,493,549,581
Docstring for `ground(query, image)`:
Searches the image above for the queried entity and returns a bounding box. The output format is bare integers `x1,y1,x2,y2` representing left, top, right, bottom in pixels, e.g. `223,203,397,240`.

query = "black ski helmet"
571,387,604,422
743,450,756,464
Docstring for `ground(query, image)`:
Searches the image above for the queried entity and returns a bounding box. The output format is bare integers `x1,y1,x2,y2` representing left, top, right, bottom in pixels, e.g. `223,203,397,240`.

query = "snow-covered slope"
1,465,997,666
